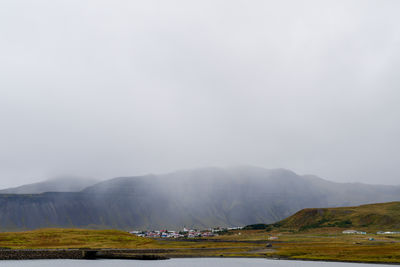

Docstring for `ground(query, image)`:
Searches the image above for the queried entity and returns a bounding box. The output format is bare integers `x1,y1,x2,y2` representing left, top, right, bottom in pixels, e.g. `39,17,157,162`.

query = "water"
0,258,392,267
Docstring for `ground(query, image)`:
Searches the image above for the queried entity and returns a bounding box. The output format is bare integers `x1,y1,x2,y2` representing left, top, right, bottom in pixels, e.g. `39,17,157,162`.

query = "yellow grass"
2,227,400,263
0,228,155,249
217,229,400,263
0,228,262,251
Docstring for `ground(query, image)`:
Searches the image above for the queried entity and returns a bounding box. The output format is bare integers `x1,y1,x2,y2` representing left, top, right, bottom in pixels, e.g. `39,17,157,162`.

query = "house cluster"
130,226,243,239
130,230,185,238
377,231,400,235
130,229,215,239
343,230,400,235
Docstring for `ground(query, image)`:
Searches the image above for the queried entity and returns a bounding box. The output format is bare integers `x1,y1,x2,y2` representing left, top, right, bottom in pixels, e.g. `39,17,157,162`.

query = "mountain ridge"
0,176,98,194
0,166,399,231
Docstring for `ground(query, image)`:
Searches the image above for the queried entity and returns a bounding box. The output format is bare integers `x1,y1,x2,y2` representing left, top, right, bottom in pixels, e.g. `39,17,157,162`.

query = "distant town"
131,227,400,239
130,227,243,239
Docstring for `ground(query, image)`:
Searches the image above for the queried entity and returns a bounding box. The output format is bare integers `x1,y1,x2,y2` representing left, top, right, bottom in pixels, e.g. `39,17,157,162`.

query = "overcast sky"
1,0,400,188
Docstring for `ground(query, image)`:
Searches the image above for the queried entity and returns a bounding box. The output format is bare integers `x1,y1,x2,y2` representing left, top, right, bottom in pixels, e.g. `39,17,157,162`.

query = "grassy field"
275,232,400,263
209,228,400,263
1,227,400,263
0,228,156,249
0,228,261,251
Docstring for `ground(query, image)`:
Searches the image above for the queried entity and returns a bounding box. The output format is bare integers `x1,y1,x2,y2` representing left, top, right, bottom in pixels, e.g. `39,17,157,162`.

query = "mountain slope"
0,166,399,231
248,201,400,231
0,177,98,194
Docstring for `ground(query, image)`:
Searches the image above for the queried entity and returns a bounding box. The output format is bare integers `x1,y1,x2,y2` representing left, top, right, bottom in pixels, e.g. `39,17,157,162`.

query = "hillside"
0,176,98,194
0,166,400,231
246,202,400,231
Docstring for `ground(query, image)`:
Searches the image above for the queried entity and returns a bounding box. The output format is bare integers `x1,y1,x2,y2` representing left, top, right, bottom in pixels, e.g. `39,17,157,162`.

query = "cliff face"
0,166,399,231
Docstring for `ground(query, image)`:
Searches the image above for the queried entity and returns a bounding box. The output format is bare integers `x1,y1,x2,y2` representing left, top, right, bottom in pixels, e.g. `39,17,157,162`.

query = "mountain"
0,166,399,231
245,201,400,231
0,176,98,194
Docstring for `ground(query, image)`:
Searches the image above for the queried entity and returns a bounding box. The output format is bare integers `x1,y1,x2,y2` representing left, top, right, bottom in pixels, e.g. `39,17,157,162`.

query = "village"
129,223,400,240
131,227,400,239
130,227,243,239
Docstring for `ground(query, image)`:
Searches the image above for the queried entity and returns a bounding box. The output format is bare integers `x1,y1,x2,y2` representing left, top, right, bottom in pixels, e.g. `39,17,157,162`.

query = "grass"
0,228,262,251
274,237,400,263
215,229,400,263
0,228,155,249
2,227,400,263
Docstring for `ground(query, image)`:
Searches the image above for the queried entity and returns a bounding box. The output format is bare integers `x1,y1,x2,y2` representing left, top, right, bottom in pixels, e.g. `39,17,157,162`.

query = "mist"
1,0,400,188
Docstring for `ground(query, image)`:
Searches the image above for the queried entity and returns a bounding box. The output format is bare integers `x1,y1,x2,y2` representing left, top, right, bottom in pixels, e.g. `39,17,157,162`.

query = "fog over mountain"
0,166,399,231
1,0,400,188
0,176,98,194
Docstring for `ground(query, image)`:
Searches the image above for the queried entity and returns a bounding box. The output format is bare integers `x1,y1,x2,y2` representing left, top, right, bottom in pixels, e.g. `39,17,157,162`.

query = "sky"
1,0,400,188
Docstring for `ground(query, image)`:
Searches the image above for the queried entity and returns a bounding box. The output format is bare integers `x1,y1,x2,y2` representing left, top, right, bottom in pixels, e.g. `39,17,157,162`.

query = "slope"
252,201,400,231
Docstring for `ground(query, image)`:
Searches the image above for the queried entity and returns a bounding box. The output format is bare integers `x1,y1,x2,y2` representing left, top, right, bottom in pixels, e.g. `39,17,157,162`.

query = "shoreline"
0,249,399,265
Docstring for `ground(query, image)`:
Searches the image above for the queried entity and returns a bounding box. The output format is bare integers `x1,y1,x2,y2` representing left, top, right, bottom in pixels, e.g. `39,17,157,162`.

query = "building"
377,231,400,235
342,230,366,235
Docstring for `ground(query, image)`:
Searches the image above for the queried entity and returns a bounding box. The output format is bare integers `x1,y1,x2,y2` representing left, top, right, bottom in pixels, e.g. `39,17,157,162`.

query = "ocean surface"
0,258,392,267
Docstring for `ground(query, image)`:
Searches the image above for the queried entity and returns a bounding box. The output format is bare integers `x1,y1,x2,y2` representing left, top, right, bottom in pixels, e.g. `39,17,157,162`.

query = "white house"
342,230,366,234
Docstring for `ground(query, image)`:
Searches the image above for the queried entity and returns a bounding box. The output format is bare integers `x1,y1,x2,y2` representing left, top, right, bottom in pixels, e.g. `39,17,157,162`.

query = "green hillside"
246,201,400,231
